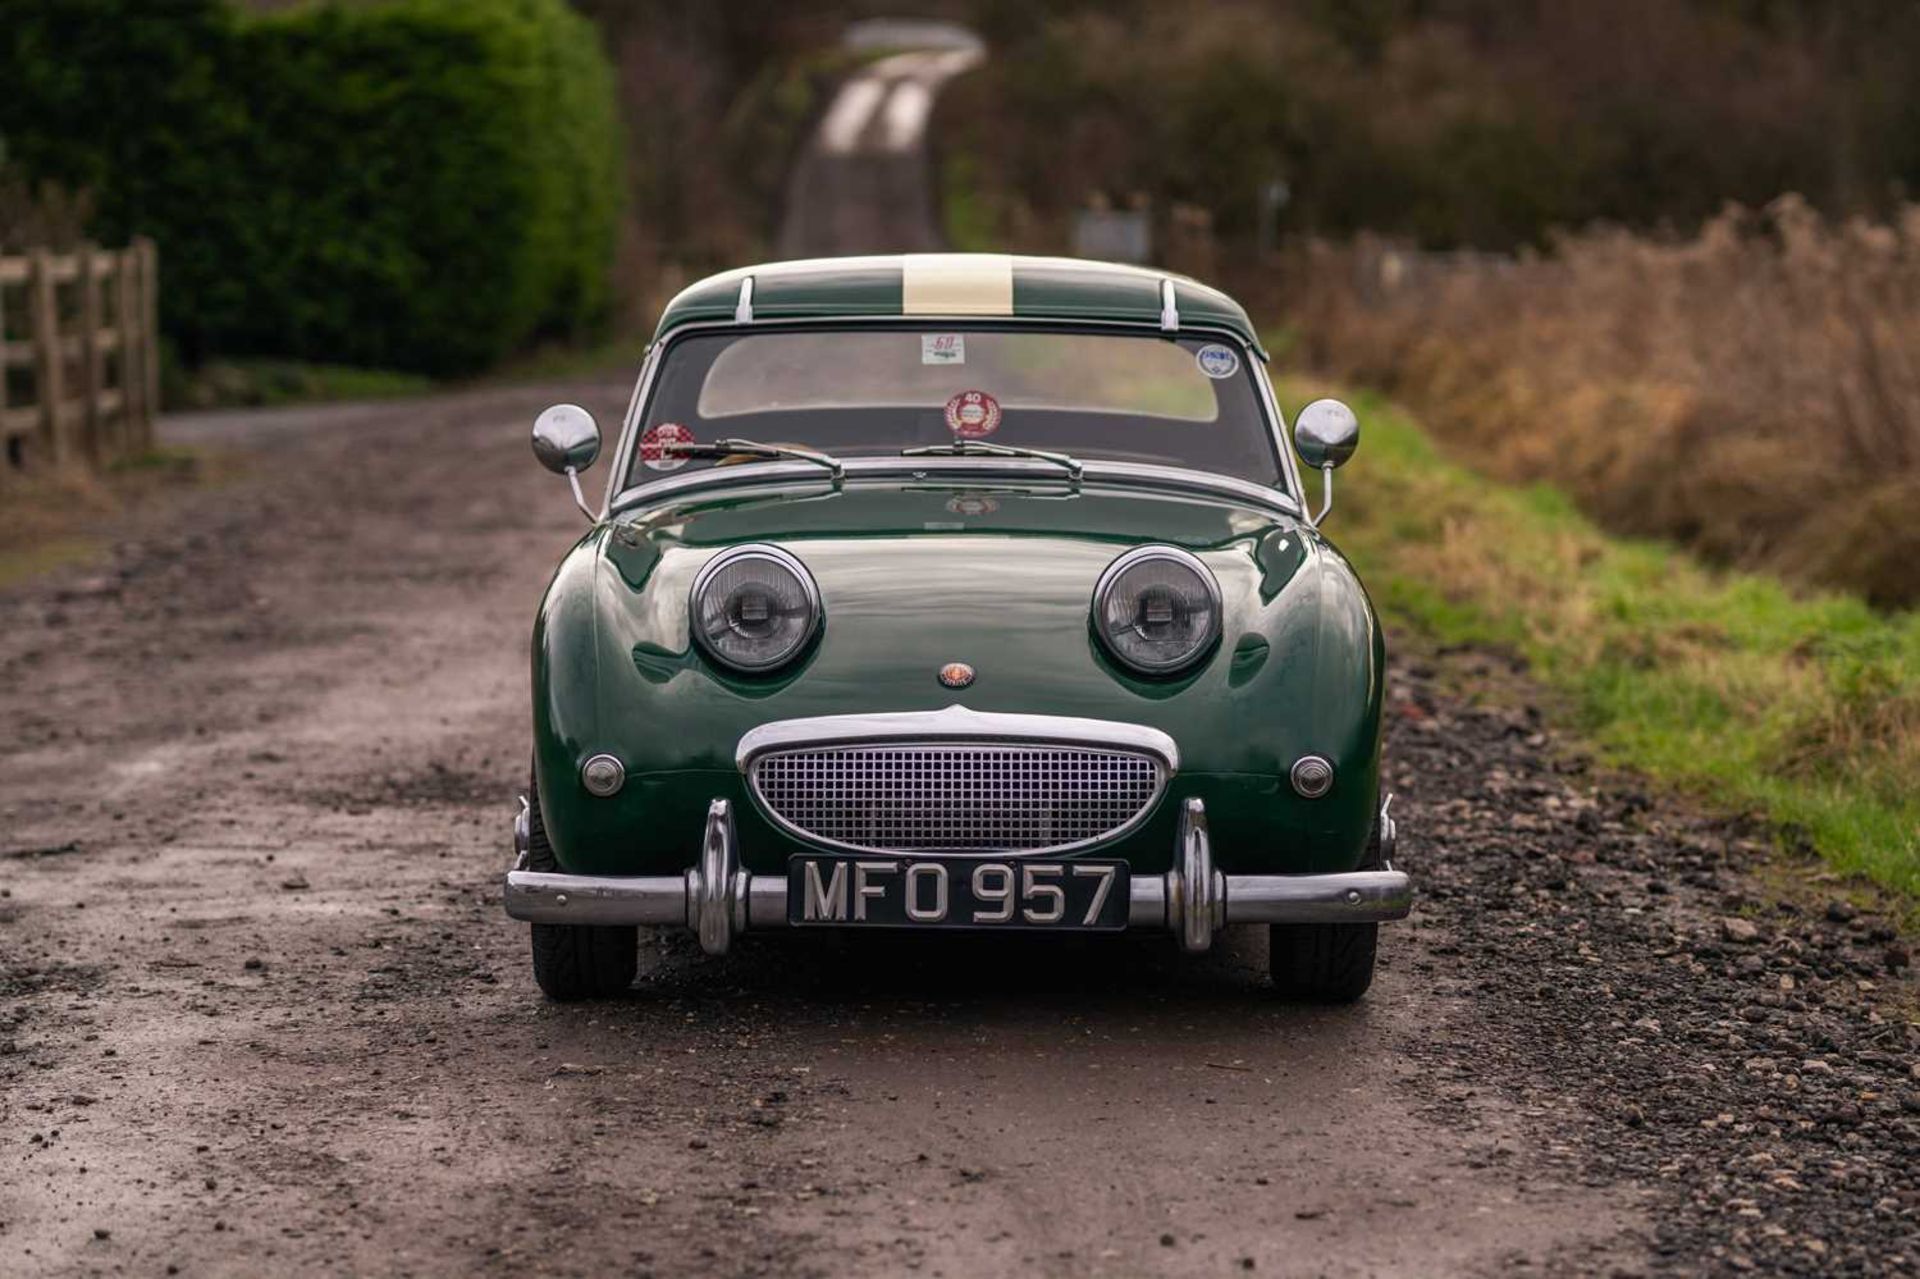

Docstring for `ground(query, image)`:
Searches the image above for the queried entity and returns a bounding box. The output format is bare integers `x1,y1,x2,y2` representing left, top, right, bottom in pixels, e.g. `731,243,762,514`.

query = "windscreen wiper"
900,439,1084,482
665,437,844,484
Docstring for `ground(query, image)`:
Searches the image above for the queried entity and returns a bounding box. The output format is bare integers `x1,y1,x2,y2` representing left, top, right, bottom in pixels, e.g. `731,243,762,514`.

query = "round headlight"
690,544,820,673
1092,546,1222,675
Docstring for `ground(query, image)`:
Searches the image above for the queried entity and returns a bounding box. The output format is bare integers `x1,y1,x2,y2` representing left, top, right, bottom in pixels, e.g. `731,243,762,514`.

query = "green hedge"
0,0,623,375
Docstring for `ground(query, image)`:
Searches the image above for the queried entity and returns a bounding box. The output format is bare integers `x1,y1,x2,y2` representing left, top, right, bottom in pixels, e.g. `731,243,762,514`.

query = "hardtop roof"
651,253,1267,358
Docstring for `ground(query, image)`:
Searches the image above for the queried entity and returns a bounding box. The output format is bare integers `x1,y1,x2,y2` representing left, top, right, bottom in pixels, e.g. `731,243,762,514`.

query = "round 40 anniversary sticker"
944,389,1002,438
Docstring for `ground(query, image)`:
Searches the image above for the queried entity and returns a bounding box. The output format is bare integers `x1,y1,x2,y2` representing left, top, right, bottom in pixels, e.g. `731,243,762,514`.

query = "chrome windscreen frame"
1250,358,1310,504
600,317,1307,520
734,706,1180,859
594,338,662,519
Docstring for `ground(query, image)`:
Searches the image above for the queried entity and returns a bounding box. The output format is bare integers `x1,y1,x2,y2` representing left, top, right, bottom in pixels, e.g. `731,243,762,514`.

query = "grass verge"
1283,377,1920,907
0,448,239,590
169,359,436,411
165,341,645,414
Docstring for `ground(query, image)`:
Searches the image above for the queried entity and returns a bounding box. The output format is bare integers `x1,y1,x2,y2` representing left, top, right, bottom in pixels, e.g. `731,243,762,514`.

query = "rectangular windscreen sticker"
922,333,966,365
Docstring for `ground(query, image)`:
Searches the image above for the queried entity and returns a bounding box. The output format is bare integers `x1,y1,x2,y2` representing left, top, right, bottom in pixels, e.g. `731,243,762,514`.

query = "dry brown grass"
1285,196,1920,607
0,448,234,589
1300,381,1920,904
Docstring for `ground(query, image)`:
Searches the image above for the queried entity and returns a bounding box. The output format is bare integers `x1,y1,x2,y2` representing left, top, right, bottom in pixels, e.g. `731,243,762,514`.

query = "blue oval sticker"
1196,343,1240,379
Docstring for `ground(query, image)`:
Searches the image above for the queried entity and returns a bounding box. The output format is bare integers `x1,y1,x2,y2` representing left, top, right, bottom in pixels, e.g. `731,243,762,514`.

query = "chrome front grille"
750,743,1165,855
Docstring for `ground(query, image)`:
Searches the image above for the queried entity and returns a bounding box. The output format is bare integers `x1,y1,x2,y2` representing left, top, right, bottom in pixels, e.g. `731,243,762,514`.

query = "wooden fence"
0,238,159,475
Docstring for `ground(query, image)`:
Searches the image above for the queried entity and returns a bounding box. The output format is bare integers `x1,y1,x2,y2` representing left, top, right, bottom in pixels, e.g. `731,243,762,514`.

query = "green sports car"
507,253,1411,1001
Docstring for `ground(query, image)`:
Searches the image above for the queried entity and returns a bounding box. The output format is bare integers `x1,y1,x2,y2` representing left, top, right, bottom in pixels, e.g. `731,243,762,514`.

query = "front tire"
526,772,637,1001
1268,799,1384,1003
1267,920,1378,1002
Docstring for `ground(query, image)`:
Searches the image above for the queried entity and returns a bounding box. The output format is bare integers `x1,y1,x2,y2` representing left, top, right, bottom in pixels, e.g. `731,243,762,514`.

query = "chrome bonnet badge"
938,662,976,689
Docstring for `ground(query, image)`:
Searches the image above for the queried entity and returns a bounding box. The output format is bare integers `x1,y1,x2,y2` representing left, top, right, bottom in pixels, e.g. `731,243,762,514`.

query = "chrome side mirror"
1292,398,1358,527
532,403,601,521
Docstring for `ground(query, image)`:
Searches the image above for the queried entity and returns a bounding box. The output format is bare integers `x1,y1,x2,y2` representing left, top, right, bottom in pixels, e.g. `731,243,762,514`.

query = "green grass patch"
162,338,642,415
0,536,101,591
173,359,435,411
1284,377,1920,905
0,446,238,589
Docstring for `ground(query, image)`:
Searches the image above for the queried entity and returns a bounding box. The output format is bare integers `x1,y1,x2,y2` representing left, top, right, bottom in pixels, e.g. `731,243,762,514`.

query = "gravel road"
2,381,1915,1277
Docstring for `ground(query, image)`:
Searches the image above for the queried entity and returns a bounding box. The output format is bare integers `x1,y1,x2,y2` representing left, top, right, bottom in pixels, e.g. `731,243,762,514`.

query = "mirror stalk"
1290,399,1359,528
532,404,604,523
564,466,597,523
1311,463,1334,527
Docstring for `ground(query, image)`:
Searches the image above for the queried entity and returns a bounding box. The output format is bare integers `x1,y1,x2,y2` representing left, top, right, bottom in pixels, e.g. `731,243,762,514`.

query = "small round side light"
1290,755,1334,799
581,754,626,798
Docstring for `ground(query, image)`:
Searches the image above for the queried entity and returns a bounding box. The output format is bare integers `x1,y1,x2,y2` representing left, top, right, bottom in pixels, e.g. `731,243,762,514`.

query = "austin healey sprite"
506,254,1411,1001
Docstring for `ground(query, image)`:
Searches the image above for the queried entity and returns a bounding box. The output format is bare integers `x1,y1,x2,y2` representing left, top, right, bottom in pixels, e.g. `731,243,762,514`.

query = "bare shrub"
0,169,90,252
1286,198,1920,606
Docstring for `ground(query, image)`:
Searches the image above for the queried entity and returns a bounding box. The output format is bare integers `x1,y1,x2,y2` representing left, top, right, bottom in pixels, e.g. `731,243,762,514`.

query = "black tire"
526,771,637,1001
1267,801,1383,1003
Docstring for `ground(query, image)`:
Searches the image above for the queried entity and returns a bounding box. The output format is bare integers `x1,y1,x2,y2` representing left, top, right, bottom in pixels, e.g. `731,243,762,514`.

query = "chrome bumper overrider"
504,796,1413,957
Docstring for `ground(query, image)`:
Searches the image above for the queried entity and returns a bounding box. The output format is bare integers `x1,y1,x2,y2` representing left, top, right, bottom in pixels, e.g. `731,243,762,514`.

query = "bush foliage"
0,0,622,375
933,0,1920,253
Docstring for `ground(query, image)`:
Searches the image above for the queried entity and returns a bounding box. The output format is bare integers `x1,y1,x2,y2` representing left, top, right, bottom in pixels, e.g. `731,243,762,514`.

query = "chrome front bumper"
504,795,1413,957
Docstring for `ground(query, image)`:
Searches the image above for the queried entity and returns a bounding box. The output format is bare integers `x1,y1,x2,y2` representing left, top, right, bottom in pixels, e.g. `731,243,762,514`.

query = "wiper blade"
665,437,844,483
900,439,1083,481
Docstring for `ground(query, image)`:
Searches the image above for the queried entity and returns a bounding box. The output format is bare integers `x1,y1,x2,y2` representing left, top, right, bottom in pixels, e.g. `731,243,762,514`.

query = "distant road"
777,23,983,256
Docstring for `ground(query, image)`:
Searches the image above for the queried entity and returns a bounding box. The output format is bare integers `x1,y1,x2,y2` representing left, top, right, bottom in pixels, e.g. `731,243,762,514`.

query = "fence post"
28,248,69,468
78,244,105,464
116,247,141,448
0,267,10,462
139,238,160,445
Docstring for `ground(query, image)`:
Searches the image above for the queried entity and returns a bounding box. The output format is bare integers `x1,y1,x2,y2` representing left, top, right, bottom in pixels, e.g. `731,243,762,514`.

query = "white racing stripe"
902,253,1014,315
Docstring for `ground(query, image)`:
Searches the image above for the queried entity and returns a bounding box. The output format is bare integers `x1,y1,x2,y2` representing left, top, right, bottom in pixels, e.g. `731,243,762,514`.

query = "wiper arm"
900,439,1084,482
665,437,844,484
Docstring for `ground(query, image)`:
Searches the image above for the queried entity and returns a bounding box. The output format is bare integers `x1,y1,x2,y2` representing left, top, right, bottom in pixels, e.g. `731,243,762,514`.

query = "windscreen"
624,326,1281,487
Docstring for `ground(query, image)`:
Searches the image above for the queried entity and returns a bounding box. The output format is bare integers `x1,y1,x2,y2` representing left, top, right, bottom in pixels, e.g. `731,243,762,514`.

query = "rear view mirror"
532,403,600,473
1292,398,1358,470
1292,399,1359,527
532,404,601,521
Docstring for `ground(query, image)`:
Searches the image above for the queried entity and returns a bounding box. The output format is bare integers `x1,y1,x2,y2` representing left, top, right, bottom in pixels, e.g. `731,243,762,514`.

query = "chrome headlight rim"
689,543,822,674
1091,544,1224,677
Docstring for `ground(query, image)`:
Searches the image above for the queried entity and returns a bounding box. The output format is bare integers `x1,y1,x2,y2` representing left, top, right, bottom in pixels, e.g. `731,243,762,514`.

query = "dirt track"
1,379,1915,1278
776,34,979,257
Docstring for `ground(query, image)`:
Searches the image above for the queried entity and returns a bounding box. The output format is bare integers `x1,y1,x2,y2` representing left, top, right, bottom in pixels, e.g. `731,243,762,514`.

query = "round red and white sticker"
943,389,1002,439
946,493,1000,517
640,422,695,471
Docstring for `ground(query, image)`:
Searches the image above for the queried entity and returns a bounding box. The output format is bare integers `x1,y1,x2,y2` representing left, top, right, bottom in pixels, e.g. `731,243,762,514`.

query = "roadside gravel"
1384,651,1919,1275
